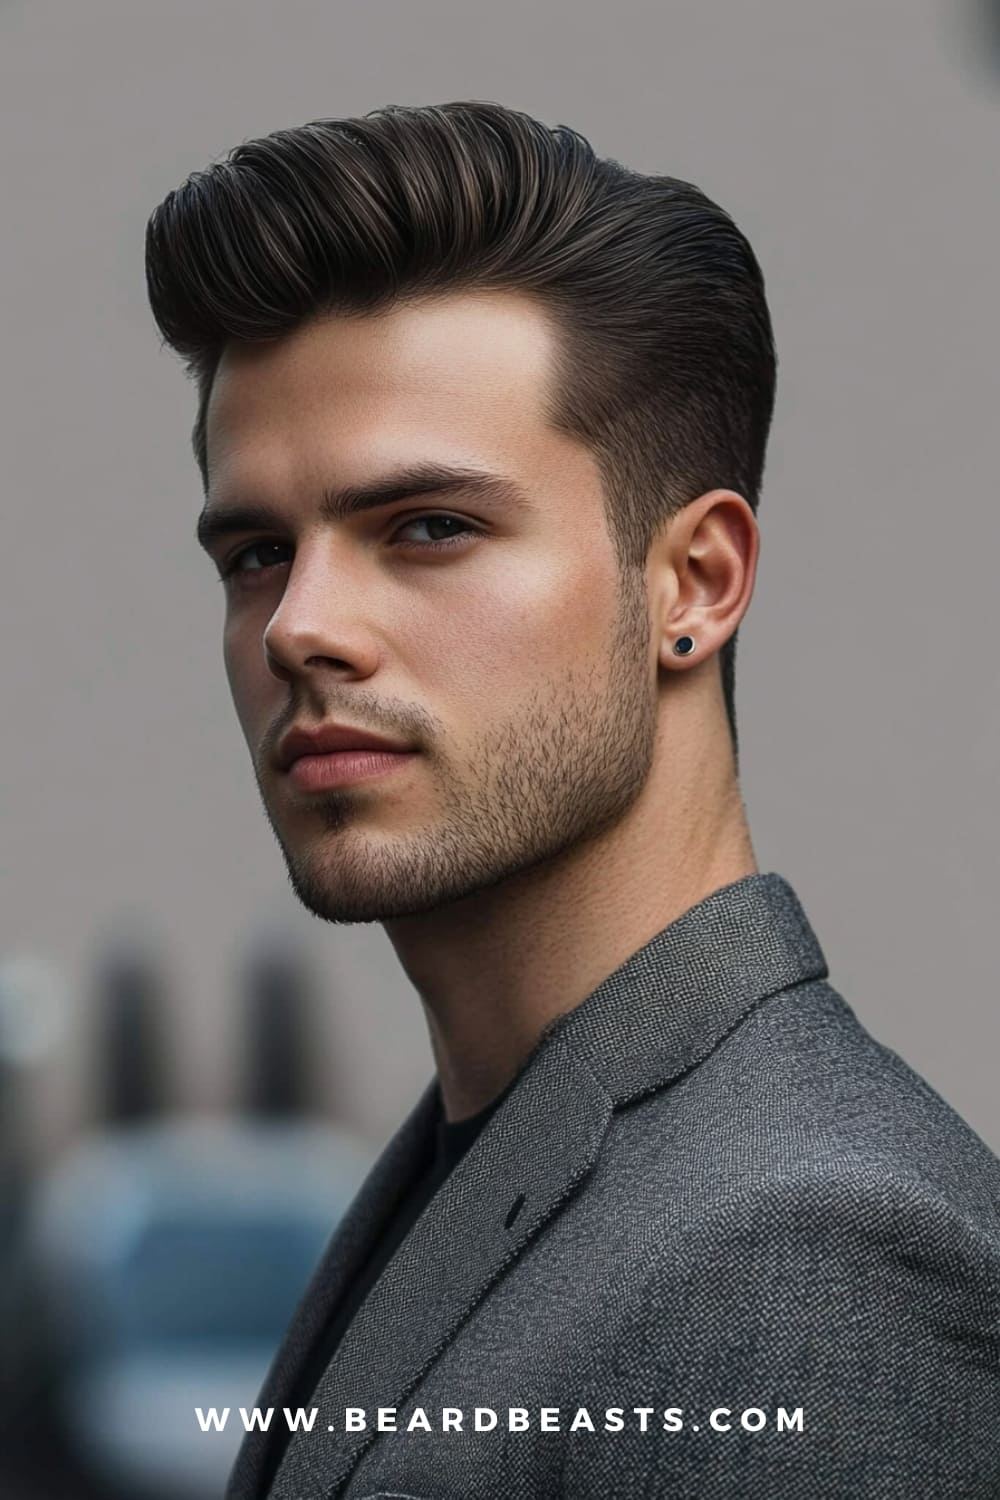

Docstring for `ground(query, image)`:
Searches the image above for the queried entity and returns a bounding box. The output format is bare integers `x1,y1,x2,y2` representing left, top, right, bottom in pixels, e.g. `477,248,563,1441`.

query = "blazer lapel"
268,1031,613,1500
225,1078,441,1500
251,870,827,1500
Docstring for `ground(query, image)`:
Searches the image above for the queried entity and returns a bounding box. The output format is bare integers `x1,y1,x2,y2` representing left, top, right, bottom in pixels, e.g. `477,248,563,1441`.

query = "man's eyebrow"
195,462,533,552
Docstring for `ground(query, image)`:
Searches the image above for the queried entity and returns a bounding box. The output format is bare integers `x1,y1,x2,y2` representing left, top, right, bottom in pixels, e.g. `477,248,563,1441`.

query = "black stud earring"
673,635,696,657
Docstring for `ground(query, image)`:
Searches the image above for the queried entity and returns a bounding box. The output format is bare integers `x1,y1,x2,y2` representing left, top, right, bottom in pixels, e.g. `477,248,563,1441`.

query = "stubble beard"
257,571,657,924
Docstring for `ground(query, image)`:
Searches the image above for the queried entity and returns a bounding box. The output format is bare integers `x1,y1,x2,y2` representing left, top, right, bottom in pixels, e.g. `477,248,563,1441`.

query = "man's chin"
265,813,444,922
280,858,466,925
284,884,429,925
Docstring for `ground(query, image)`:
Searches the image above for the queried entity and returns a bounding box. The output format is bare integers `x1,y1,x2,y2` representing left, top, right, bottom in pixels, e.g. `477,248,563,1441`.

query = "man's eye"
217,515,478,585
219,541,291,581
392,514,479,548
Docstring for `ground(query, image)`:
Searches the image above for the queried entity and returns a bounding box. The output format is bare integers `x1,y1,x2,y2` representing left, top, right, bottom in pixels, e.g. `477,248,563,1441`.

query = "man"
145,101,1000,1498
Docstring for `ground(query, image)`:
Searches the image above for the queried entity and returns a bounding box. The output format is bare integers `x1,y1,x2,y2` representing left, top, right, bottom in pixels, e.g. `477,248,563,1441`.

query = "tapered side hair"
145,100,777,763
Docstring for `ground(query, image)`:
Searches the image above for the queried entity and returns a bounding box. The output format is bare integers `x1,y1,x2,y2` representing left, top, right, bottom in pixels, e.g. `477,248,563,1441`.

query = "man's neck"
383,734,756,1125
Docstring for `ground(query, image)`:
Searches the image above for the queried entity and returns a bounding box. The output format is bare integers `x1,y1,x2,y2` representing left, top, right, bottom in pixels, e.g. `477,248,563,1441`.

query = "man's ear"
645,489,760,672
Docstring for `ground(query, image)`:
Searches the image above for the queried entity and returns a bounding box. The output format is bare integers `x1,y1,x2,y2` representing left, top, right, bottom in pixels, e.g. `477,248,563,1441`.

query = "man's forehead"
213,288,557,393
205,290,561,485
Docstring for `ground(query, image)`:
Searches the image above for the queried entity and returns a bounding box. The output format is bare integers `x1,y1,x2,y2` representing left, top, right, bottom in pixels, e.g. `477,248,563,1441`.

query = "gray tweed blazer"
226,872,1000,1499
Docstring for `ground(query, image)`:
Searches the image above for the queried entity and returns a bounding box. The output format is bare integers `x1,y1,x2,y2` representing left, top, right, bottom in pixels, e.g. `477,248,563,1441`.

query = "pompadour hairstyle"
145,100,777,764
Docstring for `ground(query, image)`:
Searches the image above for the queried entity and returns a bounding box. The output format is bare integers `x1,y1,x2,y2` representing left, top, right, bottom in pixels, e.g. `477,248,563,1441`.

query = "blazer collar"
553,868,828,1105
241,870,827,1500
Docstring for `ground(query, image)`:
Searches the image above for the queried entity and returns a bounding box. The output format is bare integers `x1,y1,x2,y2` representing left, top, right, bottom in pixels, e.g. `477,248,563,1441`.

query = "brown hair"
145,100,777,764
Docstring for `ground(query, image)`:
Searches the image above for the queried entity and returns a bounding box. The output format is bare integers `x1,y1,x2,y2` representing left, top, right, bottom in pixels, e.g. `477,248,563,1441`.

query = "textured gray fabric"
225,872,1000,1499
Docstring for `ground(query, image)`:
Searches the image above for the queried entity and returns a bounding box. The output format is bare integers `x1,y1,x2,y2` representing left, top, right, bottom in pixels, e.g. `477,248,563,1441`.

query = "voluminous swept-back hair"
145,100,777,764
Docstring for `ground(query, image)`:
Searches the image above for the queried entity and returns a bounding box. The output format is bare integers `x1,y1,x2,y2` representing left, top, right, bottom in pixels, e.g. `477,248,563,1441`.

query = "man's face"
200,290,658,923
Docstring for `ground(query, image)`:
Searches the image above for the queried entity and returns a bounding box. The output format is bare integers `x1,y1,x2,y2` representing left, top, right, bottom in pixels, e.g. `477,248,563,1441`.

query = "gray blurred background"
2,1,998,1493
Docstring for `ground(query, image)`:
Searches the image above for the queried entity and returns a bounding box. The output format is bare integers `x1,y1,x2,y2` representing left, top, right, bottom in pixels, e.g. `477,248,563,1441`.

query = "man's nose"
261,548,381,683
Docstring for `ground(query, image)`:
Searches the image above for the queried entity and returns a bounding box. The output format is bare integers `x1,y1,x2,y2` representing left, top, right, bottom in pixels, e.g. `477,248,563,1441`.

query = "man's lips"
285,747,417,792
276,721,414,772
